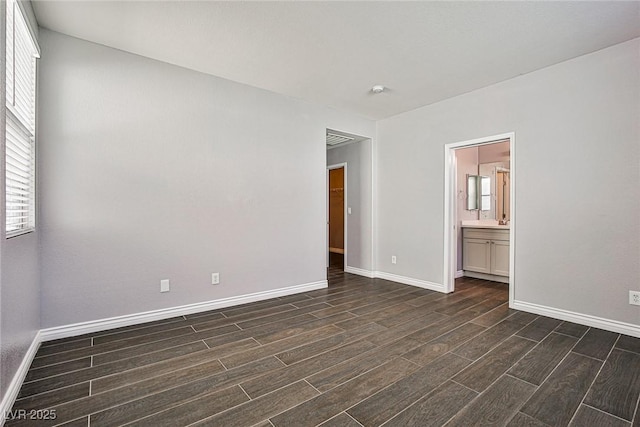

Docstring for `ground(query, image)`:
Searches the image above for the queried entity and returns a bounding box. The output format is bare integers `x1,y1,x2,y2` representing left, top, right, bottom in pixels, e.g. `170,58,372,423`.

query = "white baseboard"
512,300,640,338
40,280,327,342
375,271,446,293
463,271,509,284
344,266,375,278
0,331,41,427
455,270,464,278
1,280,326,425
343,267,446,293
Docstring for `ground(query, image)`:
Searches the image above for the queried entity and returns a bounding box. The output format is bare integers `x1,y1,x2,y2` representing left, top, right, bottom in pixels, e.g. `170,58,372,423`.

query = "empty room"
1,1,639,426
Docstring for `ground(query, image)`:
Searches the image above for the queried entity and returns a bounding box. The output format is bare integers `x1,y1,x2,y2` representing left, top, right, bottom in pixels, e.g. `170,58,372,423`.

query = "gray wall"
376,38,640,326
327,139,373,271
37,30,374,328
0,0,41,399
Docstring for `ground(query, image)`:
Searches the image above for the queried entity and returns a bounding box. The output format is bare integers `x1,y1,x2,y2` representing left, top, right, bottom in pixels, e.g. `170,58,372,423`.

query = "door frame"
443,132,515,306
327,163,347,270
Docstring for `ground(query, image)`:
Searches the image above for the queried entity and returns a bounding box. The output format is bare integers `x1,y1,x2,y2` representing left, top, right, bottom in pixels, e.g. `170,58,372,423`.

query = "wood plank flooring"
6,269,640,426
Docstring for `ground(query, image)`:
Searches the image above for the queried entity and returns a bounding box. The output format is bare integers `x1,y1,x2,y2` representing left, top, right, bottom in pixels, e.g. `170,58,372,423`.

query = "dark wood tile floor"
7,270,640,426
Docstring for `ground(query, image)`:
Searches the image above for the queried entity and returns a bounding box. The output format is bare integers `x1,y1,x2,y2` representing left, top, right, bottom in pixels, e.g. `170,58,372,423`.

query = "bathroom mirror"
467,175,490,211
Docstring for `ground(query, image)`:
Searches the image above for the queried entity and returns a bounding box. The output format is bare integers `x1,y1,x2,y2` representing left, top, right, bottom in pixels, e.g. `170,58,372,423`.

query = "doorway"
325,127,373,280
328,164,346,271
443,132,515,305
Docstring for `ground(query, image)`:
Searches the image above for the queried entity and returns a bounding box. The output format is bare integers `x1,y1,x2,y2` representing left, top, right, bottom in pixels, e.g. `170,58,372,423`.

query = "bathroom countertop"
461,220,510,230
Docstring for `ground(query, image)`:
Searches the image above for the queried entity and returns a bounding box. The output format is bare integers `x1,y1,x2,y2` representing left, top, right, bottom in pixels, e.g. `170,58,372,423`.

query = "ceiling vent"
326,132,354,146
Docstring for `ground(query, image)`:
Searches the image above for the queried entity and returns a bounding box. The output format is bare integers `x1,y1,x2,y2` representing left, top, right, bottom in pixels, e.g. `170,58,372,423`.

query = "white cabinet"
463,238,491,274
463,228,510,282
490,239,510,277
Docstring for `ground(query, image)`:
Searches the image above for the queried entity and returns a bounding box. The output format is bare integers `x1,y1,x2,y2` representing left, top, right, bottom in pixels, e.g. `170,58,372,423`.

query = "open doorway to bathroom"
444,133,515,305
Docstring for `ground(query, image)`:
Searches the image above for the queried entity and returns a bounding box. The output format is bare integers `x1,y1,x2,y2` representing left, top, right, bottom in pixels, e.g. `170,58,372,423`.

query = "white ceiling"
32,1,640,120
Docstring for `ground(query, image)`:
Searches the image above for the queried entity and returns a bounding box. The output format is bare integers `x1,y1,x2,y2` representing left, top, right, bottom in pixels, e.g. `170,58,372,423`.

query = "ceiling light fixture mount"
371,84,385,94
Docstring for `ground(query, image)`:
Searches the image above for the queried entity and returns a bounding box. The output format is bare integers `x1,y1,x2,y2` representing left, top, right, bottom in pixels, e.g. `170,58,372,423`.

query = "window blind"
5,0,38,238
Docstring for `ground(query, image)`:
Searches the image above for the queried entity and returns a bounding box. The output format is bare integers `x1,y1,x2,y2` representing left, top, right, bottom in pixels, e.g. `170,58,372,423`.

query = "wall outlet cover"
160,279,170,293
630,291,640,306
212,273,220,285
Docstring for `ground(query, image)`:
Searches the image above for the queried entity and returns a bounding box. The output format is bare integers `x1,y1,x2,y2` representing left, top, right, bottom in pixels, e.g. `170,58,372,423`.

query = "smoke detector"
371,85,385,94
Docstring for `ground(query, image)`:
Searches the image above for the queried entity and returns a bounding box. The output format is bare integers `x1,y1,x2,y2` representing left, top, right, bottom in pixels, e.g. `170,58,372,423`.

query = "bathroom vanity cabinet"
462,227,510,283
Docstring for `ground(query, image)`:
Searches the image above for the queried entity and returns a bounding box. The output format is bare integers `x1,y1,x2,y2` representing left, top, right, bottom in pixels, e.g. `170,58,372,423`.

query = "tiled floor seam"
55,354,267,423
566,333,621,426
218,358,229,370
303,379,322,395
355,354,479,427
468,330,549,391
515,328,589,392
460,333,552,422
88,383,240,427
26,343,244,400
505,372,538,388
515,334,541,344
614,346,640,357
35,330,205,365
190,379,321,427
41,320,191,352
23,365,91,385
344,411,365,426
631,391,640,426
449,340,542,421
582,402,634,424
84,380,250,426
552,330,584,339
85,339,210,367
238,384,252,401
451,325,535,365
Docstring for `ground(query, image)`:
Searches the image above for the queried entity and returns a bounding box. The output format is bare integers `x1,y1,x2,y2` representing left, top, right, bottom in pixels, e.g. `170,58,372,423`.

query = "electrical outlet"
630,291,640,306
160,279,170,293
212,273,220,285
391,256,397,264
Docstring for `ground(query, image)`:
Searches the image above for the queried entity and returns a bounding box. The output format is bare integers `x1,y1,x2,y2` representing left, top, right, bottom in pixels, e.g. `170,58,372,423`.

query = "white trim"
375,271,446,293
455,270,464,279
40,281,327,342
443,132,515,305
508,135,516,305
343,267,447,292
327,162,348,272
0,331,41,426
513,300,640,338
443,140,456,293
344,266,375,278
371,134,378,275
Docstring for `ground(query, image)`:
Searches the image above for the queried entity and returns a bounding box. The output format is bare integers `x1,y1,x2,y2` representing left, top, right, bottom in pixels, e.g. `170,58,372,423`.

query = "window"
5,0,39,237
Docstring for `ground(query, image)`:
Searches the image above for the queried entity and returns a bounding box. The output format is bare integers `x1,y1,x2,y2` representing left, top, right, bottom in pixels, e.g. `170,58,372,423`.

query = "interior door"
328,167,344,255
